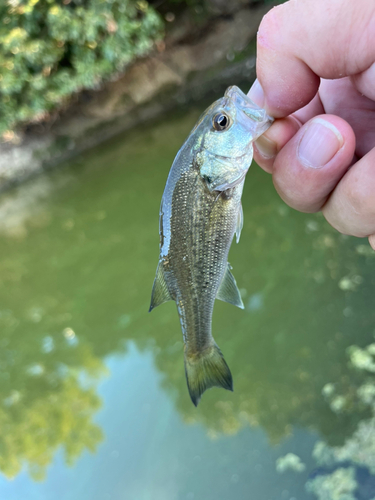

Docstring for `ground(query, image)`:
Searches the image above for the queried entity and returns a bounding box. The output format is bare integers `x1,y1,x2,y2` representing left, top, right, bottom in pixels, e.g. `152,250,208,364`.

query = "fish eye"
212,112,231,131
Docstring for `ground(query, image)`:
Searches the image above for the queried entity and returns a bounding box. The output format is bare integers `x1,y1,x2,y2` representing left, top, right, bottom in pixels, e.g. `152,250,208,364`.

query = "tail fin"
184,343,233,406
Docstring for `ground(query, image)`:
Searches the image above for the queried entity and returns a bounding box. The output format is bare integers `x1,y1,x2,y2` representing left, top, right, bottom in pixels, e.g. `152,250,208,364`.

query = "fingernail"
255,134,277,159
298,118,343,168
248,79,265,108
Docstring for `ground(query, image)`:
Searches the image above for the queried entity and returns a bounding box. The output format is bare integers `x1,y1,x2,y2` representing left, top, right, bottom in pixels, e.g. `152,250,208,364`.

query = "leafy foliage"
0,0,163,135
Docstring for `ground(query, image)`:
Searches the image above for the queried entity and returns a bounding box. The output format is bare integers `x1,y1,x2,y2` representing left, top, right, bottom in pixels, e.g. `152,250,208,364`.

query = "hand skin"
247,0,375,249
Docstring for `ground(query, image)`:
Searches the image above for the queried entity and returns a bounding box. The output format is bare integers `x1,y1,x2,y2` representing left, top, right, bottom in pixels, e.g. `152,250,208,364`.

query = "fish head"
192,86,273,192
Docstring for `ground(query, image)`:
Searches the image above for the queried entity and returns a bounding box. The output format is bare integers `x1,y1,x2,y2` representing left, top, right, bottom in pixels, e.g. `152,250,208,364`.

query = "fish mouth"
225,85,274,139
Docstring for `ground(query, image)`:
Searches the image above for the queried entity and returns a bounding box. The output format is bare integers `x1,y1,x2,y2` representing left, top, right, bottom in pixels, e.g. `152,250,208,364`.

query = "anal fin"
216,263,244,309
149,261,172,312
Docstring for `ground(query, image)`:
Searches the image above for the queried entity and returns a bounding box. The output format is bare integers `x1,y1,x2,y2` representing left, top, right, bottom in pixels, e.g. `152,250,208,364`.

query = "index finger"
256,0,375,117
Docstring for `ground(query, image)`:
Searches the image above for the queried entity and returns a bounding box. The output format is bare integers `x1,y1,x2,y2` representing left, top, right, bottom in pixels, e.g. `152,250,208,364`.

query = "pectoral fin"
235,203,243,244
216,263,244,309
149,262,172,312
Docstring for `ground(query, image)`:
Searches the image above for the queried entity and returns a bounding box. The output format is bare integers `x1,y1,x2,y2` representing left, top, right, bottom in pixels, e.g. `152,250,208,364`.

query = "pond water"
1,100,375,500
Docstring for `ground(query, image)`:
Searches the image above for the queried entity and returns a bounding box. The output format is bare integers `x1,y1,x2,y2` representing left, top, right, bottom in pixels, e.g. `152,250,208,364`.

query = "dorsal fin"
149,262,172,312
216,263,244,309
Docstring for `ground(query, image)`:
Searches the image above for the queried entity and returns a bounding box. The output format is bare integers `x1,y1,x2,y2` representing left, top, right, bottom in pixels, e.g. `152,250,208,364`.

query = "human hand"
248,0,375,249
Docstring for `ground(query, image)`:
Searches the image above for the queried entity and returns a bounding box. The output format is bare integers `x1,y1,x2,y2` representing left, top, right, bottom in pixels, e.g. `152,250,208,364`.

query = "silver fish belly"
150,86,273,406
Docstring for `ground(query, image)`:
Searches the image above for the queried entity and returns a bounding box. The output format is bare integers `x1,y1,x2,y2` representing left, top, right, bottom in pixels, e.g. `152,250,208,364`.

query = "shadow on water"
0,103,375,497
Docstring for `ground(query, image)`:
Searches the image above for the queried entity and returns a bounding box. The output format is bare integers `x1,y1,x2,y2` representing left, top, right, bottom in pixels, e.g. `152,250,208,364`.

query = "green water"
1,104,375,500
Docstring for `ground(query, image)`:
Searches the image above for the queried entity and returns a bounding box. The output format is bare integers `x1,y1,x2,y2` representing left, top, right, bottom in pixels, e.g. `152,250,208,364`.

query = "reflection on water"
0,103,375,499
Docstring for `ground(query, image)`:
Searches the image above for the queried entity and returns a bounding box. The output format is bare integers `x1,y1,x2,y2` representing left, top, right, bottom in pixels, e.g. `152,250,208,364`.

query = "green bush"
0,0,163,136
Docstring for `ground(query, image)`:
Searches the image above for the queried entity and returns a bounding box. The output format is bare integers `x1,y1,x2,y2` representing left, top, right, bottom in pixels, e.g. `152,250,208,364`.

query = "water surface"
1,104,375,500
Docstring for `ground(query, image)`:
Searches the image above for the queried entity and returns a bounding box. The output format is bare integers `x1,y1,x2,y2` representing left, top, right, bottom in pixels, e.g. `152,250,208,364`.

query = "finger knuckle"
346,179,375,218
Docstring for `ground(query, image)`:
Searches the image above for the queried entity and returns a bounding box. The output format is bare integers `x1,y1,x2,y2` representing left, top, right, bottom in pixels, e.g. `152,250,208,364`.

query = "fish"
149,86,273,406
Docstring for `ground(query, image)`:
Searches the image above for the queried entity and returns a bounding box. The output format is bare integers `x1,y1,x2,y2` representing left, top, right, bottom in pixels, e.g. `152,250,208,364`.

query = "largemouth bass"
150,86,273,406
